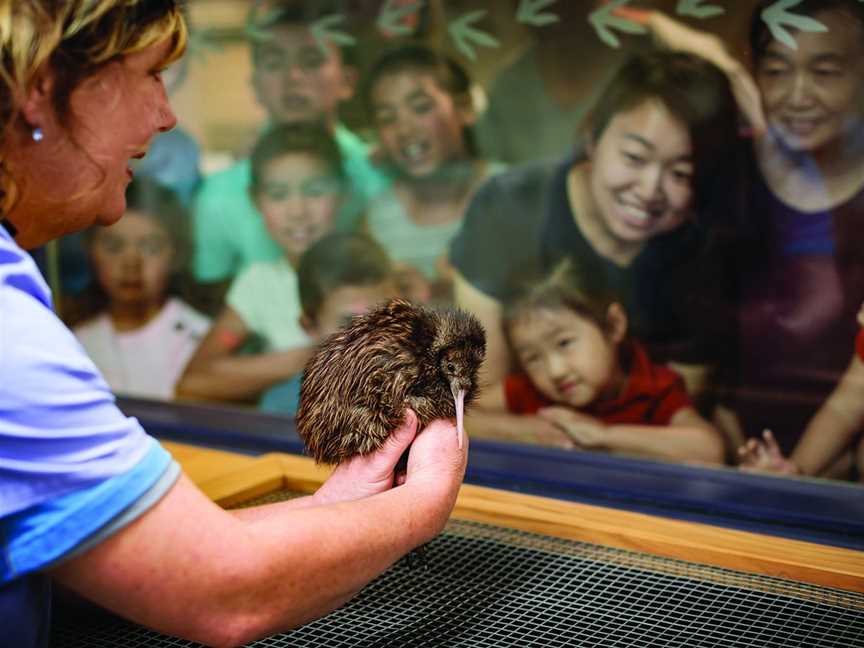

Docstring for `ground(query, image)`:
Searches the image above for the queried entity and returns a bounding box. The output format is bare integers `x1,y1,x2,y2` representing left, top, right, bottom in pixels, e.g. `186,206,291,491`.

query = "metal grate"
52,490,864,648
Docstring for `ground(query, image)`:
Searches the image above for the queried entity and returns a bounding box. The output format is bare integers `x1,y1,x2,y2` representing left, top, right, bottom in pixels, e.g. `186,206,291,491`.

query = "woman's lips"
781,117,822,136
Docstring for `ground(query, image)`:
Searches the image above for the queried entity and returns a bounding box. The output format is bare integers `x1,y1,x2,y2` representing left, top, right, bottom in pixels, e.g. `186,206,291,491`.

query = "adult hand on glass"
313,409,419,505
614,6,766,138
538,407,608,450
738,429,800,475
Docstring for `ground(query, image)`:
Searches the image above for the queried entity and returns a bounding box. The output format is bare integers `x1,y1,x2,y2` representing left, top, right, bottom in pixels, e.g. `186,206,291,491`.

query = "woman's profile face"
35,37,177,236
588,99,694,247
756,9,864,154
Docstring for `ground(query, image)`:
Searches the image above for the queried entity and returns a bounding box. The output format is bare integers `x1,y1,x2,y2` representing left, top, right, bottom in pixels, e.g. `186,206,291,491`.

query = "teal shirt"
192,124,390,283
259,373,303,416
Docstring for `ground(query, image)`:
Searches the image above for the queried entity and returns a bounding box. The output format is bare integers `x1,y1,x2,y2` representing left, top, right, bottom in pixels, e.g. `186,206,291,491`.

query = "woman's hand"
738,429,800,475
314,410,420,505
403,416,469,488
538,407,608,449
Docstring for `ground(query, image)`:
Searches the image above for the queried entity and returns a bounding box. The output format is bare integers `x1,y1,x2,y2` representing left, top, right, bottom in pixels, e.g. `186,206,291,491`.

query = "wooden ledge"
164,441,864,593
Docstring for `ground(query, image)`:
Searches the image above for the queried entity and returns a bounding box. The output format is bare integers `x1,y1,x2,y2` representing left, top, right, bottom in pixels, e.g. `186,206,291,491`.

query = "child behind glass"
177,122,348,403
73,179,209,400
362,44,505,303
475,263,723,464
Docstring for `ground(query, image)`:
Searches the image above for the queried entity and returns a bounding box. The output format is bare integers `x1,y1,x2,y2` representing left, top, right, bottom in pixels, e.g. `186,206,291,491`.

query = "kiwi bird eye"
446,362,455,373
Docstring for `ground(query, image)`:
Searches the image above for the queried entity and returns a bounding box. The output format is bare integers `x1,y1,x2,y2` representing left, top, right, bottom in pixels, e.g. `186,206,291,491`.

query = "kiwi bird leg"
450,381,466,449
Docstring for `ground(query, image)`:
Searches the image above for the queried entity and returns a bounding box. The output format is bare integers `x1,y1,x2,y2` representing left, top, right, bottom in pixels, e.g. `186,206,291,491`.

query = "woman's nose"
156,90,177,133
786,72,816,108
637,164,664,201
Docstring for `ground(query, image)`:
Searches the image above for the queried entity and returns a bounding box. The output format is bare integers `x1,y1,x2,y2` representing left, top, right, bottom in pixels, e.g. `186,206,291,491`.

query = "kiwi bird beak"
450,379,465,450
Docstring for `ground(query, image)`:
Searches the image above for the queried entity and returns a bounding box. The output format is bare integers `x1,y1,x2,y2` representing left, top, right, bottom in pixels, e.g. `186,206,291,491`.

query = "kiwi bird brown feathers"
296,298,486,464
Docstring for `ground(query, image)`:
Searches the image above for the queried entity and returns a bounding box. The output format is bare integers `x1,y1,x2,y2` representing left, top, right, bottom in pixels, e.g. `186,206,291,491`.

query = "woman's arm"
51,416,466,648
618,8,766,137
739,356,864,478
539,406,724,464
791,356,864,476
453,270,510,385
175,305,311,402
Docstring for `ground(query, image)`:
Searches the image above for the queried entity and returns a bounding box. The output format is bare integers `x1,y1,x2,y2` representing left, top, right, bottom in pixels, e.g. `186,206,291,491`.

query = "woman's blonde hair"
0,0,187,213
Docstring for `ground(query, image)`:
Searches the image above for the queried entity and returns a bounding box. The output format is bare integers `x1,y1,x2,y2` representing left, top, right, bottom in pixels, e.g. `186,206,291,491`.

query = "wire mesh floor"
52,491,864,648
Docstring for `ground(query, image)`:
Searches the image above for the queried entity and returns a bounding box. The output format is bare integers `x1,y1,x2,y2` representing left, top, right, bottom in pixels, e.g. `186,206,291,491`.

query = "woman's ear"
605,302,628,344
20,66,55,134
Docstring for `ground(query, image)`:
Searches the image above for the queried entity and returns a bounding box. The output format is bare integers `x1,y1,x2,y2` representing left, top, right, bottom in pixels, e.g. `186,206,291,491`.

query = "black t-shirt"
450,155,710,364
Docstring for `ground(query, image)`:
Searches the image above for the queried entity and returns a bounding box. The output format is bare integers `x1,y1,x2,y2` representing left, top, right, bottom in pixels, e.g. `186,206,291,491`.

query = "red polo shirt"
504,341,692,425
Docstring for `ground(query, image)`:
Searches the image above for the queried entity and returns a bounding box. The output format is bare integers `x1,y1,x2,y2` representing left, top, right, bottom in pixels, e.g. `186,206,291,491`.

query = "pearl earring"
32,127,43,142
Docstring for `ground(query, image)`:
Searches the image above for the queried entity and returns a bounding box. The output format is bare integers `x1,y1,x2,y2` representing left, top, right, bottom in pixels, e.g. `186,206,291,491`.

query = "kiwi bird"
296,298,486,464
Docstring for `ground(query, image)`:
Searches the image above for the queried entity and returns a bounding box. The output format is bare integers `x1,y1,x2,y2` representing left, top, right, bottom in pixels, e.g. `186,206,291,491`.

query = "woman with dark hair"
0,3,466,645
451,49,742,446
632,1,864,465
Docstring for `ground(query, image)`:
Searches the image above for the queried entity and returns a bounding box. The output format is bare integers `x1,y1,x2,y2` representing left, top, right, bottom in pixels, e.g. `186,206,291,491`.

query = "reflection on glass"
51,1,864,487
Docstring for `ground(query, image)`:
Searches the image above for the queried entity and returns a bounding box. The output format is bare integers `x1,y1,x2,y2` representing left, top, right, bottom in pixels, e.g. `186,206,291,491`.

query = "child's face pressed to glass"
305,280,398,341
371,70,471,178
588,99,694,245
251,25,354,124
256,153,342,264
510,307,622,409
89,211,174,309
756,10,864,154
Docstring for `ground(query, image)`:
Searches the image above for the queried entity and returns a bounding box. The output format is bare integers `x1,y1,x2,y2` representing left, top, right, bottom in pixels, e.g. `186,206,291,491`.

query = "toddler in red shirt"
473,263,723,465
